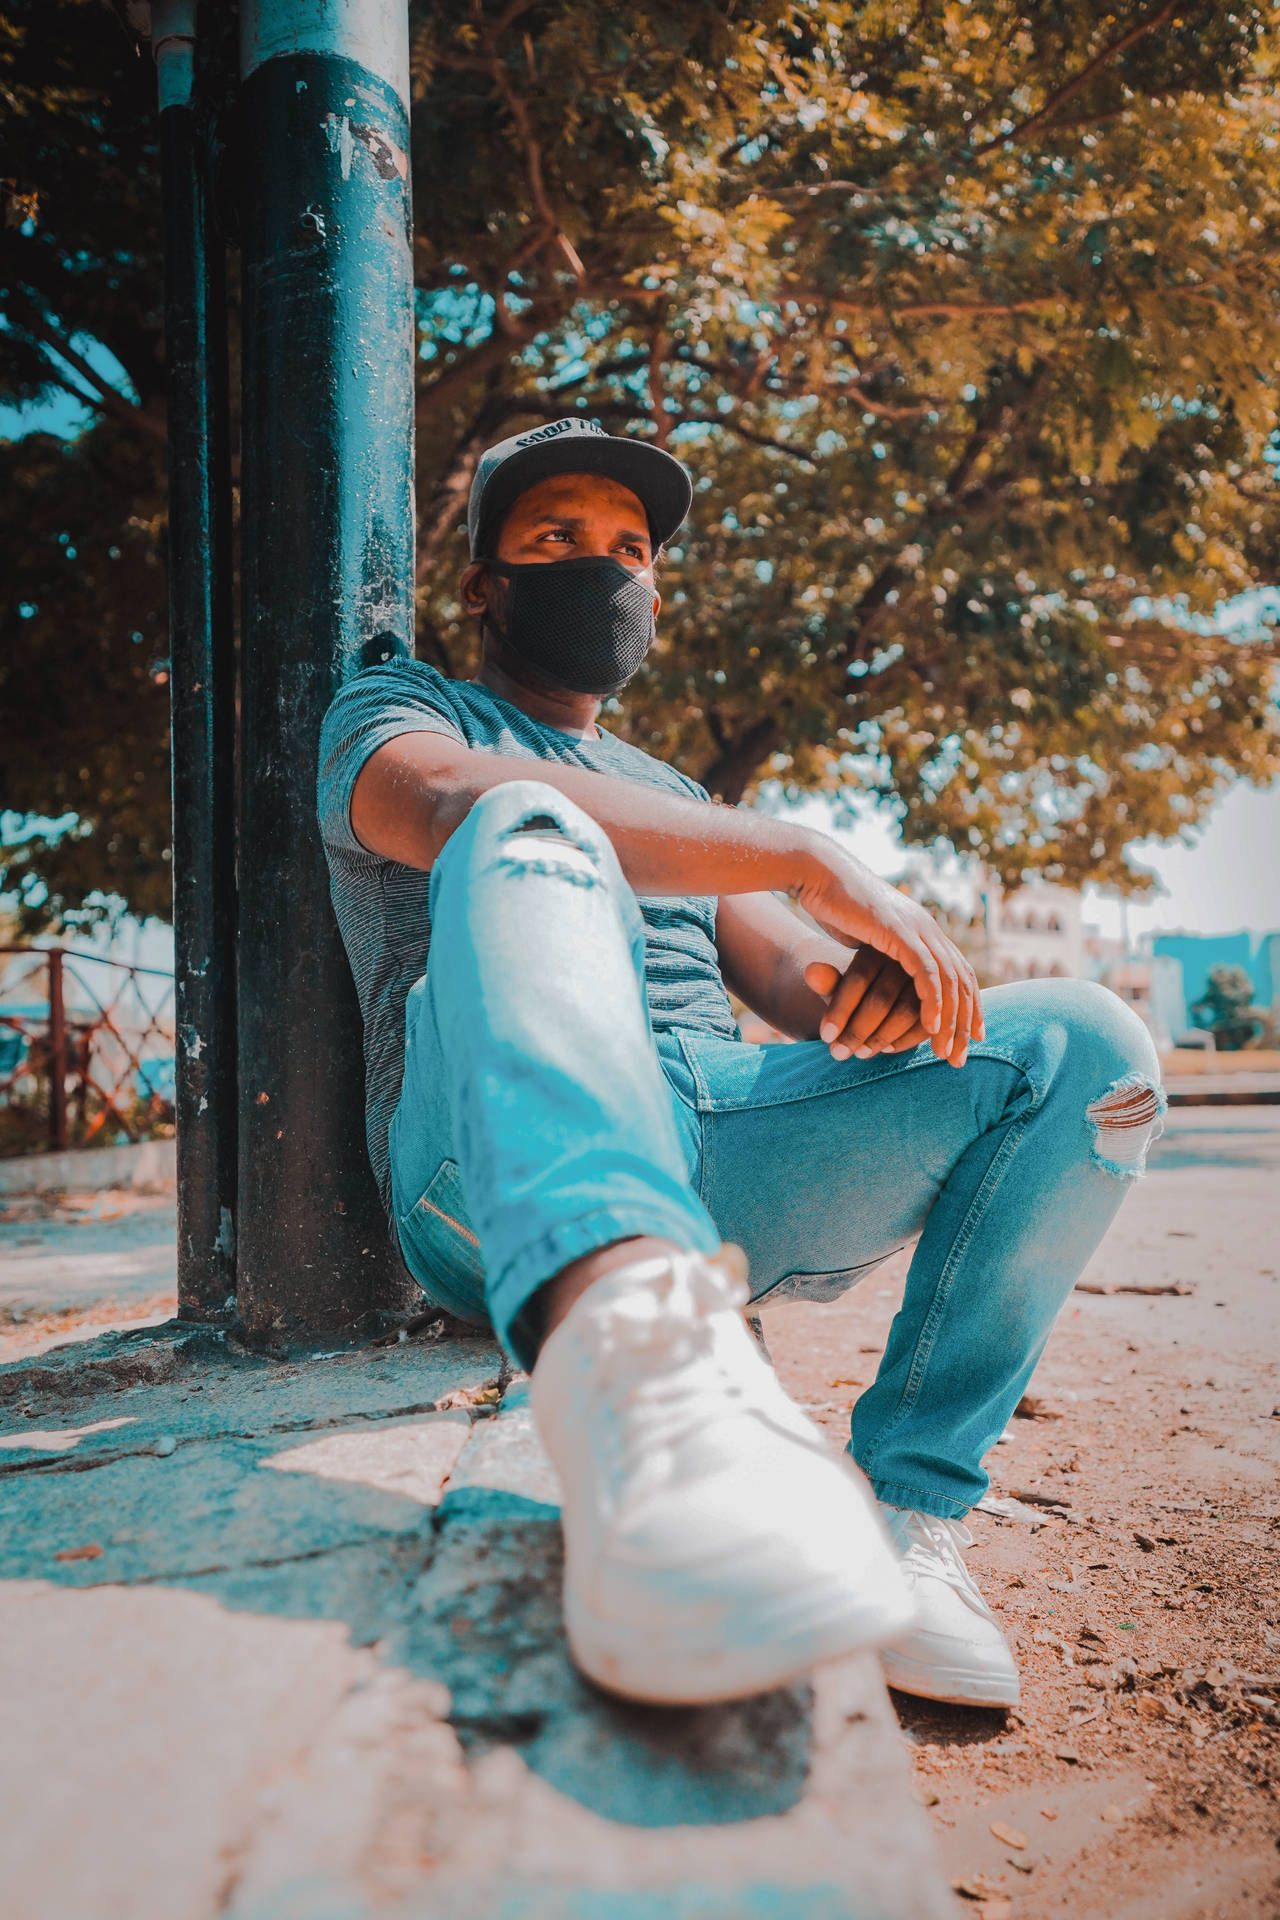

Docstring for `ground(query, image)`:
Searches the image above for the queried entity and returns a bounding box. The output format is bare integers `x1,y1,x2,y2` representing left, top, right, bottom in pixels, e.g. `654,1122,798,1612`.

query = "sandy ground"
762,1106,1280,1920
2,1107,1277,1918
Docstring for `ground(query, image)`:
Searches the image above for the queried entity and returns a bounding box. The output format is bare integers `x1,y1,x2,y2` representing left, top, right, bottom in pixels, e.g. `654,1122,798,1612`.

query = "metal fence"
0,946,177,1158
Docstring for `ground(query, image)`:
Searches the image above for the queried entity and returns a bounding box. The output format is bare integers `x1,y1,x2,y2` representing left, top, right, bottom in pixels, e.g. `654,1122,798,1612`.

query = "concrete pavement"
0,1318,950,1920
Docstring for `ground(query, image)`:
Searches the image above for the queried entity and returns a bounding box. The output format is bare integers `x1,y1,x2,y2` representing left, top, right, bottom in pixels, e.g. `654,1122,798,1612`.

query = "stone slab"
0,1580,373,1920
0,1423,461,1588
436,1378,557,1518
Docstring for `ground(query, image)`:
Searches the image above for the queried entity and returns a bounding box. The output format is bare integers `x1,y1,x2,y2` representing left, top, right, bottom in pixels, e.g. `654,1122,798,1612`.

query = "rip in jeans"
496,808,600,886
1085,1072,1167,1178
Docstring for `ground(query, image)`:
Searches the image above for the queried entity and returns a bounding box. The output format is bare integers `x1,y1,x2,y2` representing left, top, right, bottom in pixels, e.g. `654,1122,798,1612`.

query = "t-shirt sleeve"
317,663,466,858
669,767,713,806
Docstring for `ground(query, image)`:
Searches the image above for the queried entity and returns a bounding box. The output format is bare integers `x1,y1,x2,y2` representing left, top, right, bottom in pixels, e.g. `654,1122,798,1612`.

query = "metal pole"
237,0,416,1338
154,1,239,1321
47,949,68,1155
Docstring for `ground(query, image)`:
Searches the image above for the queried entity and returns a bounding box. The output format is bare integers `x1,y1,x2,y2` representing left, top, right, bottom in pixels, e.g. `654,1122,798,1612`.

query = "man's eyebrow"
523,512,651,546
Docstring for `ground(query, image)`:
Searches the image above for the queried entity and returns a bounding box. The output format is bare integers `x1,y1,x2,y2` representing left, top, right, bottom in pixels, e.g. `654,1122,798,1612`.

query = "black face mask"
485,555,656,696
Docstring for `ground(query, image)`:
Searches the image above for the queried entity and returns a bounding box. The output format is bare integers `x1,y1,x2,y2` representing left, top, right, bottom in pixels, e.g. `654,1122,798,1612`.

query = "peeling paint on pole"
237,0,417,1337
240,0,410,104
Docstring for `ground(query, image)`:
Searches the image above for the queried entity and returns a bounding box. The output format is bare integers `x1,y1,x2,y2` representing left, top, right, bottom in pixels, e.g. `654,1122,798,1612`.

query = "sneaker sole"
567,1580,917,1707
880,1647,1020,1709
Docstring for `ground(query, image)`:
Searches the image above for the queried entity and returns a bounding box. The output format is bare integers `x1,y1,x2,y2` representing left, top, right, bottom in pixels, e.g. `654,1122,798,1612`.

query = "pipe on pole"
236,0,417,1338
153,0,239,1320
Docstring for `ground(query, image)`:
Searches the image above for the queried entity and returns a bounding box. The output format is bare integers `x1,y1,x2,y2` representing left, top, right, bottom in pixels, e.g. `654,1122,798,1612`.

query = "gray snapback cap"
467,416,693,559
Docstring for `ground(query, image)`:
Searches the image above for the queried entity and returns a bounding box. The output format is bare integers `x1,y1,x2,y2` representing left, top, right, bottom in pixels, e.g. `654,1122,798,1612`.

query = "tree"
1,0,171,929
1190,961,1267,1049
3,0,1279,930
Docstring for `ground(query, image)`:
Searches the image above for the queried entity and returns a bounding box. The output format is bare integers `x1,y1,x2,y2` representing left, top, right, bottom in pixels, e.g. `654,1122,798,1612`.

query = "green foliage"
1190,961,1267,1049
3,0,1280,928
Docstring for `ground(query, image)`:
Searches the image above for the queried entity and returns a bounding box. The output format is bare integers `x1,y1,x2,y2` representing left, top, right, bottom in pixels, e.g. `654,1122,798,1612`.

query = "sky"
4,381,1278,950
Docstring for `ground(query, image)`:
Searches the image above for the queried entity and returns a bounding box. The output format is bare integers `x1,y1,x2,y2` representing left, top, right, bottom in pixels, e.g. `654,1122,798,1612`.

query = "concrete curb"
0,1139,176,1197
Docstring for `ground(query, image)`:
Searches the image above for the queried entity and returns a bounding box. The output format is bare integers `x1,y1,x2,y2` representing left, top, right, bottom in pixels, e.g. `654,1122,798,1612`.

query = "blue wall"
1152,932,1277,1026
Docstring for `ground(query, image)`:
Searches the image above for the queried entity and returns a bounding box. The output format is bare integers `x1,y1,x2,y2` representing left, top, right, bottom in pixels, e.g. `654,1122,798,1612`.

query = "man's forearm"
351,735,830,900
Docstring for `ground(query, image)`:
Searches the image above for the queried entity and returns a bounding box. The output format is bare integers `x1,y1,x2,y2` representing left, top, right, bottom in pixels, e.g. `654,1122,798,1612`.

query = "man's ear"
460,560,489,619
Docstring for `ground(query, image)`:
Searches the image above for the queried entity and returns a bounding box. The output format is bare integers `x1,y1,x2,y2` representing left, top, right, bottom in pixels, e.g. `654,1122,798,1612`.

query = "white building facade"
978,879,1086,984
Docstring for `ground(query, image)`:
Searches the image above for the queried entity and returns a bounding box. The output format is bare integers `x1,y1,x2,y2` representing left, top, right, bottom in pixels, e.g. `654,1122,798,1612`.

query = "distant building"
978,879,1085,984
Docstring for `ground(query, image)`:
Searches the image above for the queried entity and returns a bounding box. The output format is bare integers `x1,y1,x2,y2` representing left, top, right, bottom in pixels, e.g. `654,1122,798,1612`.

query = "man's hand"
795,855,983,1068
802,953,929,1060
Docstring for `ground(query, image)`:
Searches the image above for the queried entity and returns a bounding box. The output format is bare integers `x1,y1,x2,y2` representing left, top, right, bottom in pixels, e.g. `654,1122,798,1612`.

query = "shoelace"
585,1255,760,1481
895,1511,978,1593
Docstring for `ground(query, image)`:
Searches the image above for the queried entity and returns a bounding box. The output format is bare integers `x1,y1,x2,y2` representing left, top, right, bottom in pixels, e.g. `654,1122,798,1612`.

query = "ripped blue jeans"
388,781,1165,1518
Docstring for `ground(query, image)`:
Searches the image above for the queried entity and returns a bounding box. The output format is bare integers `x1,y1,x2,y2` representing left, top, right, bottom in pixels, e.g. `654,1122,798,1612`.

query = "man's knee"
478,779,603,843
440,780,609,873
430,781,642,936
1041,977,1158,1078
1002,977,1165,1176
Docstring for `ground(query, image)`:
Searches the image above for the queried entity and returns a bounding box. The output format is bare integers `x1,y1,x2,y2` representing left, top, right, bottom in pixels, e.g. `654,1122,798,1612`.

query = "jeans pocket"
752,1250,906,1307
396,1159,489,1324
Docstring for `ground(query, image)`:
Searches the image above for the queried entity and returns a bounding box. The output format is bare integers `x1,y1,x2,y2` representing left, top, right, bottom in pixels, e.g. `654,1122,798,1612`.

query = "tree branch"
838,380,934,422
676,410,818,465
416,388,516,584
971,0,1179,158
11,304,166,442
698,714,784,804
648,327,670,447
832,370,1050,669
472,0,584,288
416,334,520,423
784,285,1062,320
414,300,573,422
494,0,540,34
765,179,894,203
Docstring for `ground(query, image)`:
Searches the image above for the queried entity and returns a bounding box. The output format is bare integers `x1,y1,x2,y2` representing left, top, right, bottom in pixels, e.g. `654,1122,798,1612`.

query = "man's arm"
354,732,814,898
715,892,851,1041
350,732,981,1065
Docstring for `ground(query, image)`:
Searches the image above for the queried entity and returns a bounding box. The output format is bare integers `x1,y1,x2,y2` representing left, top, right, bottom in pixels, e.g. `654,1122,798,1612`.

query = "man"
319,417,1164,1709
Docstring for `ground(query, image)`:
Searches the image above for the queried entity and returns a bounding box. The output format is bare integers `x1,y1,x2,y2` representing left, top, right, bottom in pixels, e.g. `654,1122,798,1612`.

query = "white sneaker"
529,1247,916,1706
878,1505,1020,1707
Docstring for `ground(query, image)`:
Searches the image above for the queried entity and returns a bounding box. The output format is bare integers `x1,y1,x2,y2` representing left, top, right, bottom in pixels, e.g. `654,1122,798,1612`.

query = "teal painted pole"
154,0,238,1321
237,0,416,1338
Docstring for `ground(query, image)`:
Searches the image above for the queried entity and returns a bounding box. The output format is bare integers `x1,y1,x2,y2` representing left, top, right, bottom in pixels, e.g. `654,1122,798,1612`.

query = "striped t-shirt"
317,660,739,1214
